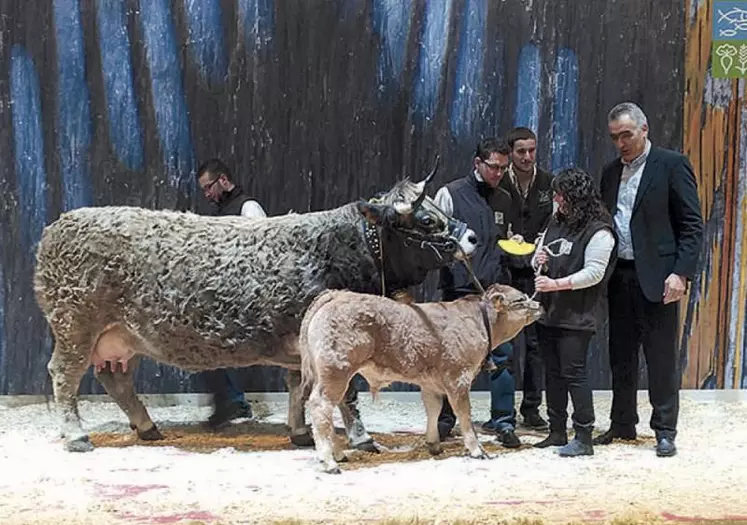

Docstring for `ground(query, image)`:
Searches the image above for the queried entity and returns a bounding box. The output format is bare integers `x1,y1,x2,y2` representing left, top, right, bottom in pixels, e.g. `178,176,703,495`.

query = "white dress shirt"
613,139,651,260
240,200,267,219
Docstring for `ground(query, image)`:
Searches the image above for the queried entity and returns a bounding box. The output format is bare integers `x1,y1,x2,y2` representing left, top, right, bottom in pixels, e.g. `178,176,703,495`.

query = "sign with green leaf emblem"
713,1,747,78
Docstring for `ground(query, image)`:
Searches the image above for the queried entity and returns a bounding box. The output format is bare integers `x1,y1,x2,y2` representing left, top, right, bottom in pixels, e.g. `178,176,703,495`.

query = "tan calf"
299,283,543,473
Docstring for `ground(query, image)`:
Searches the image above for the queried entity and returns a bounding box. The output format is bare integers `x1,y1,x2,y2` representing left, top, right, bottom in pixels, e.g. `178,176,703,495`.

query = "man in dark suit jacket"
596,102,703,458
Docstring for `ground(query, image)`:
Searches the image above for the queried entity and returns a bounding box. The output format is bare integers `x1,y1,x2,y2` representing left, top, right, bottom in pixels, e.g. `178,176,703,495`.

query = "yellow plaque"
497,239,536,256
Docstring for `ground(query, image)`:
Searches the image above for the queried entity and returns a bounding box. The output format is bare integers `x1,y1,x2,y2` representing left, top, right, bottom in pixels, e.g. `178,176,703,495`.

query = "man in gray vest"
195,158,267,428
434,137,522,449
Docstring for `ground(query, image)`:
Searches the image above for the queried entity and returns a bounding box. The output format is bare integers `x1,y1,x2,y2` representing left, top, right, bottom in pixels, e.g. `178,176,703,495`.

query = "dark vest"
440,174,513,295
538,218,617,332
499,168,553,271
215,186,253,217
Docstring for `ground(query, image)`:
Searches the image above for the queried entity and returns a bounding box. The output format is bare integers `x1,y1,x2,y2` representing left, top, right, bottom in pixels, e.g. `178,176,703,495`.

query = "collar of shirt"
508,164,537,198
621,139,651,171
473,169,484,183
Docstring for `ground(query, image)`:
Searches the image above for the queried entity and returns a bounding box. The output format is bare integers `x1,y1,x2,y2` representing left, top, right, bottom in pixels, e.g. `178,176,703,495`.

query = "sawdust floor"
2,393,747,525
89,420,657,470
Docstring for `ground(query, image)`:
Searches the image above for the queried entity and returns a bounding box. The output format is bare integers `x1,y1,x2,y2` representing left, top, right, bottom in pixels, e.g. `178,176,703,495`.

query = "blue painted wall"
0,0,687,394
9,45,48,256
53,0,94,211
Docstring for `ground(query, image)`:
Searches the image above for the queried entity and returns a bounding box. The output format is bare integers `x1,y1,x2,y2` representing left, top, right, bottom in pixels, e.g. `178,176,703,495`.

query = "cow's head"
484,283,543,344
356,158,478,290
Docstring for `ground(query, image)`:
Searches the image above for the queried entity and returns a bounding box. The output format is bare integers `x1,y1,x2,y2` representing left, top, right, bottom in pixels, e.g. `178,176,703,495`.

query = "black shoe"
498,429,521,449
438,420,454,442
592,427,636,445
207,400,252,429
656,438,677,457
534,432,568,448
558,437,594,457
521,412,549,431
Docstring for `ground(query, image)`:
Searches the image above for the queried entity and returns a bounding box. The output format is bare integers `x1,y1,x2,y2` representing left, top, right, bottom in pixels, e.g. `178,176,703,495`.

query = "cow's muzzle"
510,293,544,320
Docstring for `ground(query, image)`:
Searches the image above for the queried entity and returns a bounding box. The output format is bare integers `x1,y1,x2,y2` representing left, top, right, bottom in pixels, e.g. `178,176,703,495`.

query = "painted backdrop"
1,0,738,395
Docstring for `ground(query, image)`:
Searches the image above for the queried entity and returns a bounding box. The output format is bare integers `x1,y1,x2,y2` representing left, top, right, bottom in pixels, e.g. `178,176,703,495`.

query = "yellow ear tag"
498,239,536,256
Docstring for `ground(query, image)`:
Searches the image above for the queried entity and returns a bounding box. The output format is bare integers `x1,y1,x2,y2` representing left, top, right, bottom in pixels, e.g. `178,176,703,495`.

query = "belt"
616,258,635,269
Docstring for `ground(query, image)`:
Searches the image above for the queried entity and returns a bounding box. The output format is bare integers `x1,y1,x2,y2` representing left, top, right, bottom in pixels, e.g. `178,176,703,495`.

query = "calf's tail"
299,289,339,394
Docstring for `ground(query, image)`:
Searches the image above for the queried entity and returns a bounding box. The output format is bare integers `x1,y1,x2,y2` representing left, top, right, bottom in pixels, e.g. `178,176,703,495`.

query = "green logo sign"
713,1,747,78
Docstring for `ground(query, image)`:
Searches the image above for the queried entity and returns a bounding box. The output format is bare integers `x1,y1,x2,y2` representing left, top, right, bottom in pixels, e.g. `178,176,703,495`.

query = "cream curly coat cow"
33,166,479,453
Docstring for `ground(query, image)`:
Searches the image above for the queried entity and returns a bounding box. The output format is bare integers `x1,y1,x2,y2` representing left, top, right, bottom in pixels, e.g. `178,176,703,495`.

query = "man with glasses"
198,158,267,219
498,127,554,431
195,158,267,428
433,137,522,449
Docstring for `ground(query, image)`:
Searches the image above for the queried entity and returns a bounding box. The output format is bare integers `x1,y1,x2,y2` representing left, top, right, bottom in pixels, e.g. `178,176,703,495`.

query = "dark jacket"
439,173,513,296
538,218,617,332
600,146,703,302
499,167,553,271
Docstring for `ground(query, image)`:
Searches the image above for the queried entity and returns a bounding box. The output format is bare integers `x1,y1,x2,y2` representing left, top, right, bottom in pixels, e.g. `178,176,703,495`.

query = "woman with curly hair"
531,167,618,457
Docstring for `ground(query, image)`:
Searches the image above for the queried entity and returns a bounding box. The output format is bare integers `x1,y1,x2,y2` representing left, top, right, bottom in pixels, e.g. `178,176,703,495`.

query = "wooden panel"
682,0,747,388
0,0,691,394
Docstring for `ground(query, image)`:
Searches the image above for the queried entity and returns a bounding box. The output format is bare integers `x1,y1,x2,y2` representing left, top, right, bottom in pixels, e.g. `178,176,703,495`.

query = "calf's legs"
94,355,162,441
448,388,489,459
308,381,349,474
48,342,94,452
421,389,445,456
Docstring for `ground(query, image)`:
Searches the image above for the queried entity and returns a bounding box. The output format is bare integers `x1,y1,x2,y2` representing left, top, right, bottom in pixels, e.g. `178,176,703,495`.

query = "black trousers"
608,261,680,440
199,368,245,406
536,324,594,433
511,269,544,416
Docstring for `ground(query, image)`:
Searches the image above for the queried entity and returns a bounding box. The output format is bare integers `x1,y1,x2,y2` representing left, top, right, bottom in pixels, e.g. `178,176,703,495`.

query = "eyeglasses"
481,160,508,172
201,177,220,194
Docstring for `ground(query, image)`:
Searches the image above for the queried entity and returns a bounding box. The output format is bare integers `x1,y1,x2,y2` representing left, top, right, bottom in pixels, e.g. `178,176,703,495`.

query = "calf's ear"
357,201,398,227
489,292,508,312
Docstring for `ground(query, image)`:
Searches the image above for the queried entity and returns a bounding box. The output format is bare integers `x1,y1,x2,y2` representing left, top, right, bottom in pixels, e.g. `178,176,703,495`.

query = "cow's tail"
299,289,339,395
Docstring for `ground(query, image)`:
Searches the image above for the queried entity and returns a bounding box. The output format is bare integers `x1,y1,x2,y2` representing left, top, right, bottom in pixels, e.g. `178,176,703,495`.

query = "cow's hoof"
334,453,349,463
65,435,94,453
290,433,315,448
137,425,164,441
315,459,342,474
353,439,381,454
469,450,490,460
322,464,342,475
427,442,443,456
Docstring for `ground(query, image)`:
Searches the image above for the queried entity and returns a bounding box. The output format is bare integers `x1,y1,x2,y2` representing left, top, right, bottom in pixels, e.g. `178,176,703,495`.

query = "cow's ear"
356,201,398,227
490,292,508,312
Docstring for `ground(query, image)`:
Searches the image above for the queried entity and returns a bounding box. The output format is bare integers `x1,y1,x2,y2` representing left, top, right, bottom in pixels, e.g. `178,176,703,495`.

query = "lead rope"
530,231,570,300
456,245,486,295
529,230,546,301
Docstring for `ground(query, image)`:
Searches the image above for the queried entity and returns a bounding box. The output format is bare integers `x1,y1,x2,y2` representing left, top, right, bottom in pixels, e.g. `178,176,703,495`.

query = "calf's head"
356,157,478,290
484,283,543,344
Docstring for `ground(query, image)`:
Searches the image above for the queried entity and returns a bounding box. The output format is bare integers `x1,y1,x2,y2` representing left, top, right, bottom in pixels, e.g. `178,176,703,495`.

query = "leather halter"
478,300,493,354
360,219,386,296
